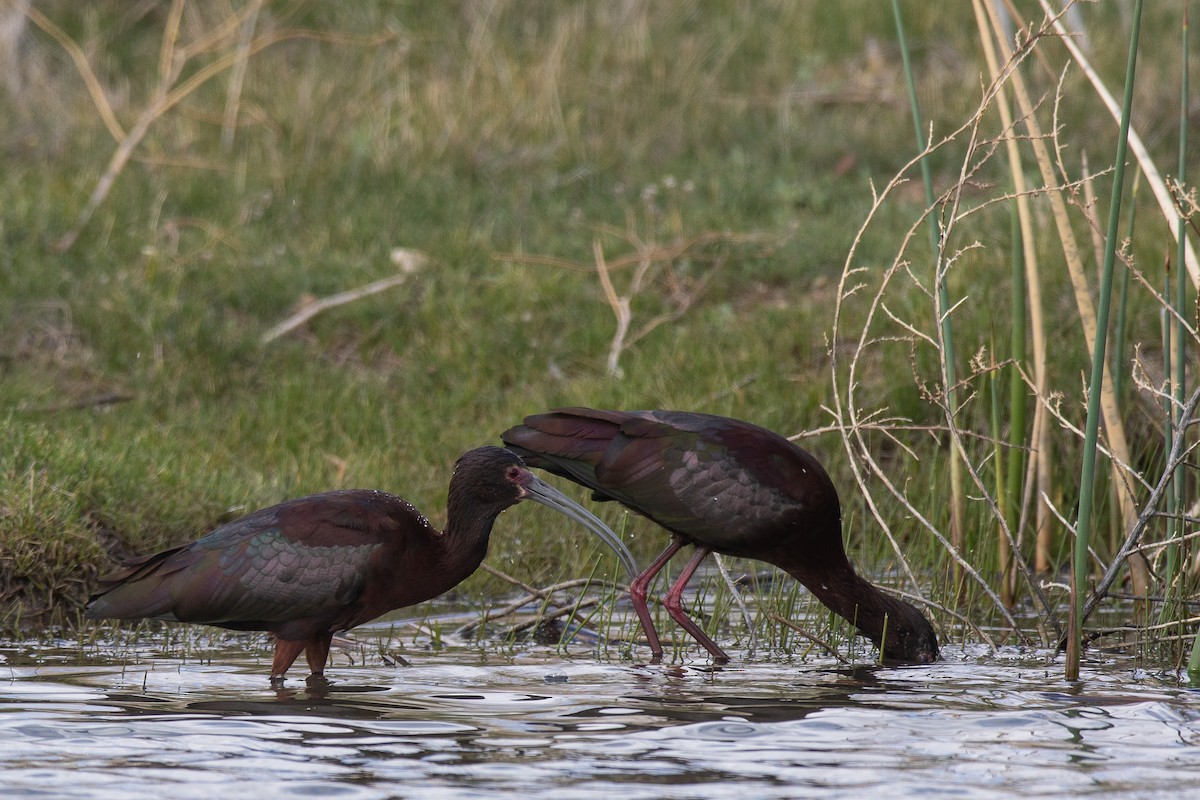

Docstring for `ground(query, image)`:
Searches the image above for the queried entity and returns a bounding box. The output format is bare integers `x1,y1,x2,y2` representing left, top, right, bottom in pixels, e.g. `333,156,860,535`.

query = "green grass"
1,1,1196,668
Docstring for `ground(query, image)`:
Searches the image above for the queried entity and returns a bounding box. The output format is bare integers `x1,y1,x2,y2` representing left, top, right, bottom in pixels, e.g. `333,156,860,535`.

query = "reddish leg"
305,633,333,676
662,547,730,662
271,638,306,681
630,536,688,659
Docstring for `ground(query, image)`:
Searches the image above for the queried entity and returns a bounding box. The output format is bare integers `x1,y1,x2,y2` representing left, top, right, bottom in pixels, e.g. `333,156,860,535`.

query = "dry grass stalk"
970,2,1068,578
1031,0,1199,286
498,231,770,275
969,0,1046,599
827,0,1200,650
971,4,1056,568
457,565,623,640
1079,156,1130,558
767,612,851,664
592,234,732,378
828,133,1032,640
27,1,393,252
1081,381,1200,625
220,0,264,153
982,0,1150,594
23,4,125,141
826,7,1159,643
592,240,632,378
502,229,768,378
456,563,630,645
260,248,426,344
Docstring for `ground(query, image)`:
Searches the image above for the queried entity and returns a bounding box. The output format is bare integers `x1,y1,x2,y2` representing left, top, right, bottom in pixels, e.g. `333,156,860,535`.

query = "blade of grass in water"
1069,0,1144,682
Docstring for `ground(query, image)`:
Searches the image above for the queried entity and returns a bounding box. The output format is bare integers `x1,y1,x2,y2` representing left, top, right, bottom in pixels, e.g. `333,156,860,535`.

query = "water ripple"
3,640,1200,798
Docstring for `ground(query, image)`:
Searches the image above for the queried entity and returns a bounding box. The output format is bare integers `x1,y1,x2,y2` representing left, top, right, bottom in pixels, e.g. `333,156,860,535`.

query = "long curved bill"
522,474,638,581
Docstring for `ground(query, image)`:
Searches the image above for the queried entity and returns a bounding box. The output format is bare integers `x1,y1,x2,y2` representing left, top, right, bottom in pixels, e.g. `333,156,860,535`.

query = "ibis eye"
506,465,522,481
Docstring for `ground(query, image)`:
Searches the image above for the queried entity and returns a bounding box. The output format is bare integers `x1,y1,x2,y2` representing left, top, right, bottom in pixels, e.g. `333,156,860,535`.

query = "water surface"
2,624,1198,799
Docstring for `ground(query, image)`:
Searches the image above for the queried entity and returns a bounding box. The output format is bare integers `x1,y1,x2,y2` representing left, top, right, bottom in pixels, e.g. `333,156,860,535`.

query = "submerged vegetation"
0,1,1197,677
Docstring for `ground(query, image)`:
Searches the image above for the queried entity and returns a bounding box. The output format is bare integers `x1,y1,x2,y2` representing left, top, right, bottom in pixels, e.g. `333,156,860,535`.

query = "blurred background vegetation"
0,1,1195,663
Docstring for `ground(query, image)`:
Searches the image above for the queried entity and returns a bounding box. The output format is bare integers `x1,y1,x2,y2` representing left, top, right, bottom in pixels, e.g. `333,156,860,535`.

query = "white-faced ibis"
502,409,939,665
86,446,638,681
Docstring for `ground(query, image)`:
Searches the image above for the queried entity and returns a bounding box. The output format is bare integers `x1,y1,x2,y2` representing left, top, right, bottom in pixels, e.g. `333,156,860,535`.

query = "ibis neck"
778,552,911,654
441,499,502,585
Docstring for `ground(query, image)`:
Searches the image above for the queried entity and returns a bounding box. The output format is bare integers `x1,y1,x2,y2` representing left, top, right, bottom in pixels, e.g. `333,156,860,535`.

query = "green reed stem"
1189,630,1200,683
1112,173,1139,404
1069,0,1144,682
989,357,1005,511
892,0,965,565
1166,3,1185,606
1160,297,1177,620
1006,202,1027,550
989,357,1013,602
1168,5,1190,628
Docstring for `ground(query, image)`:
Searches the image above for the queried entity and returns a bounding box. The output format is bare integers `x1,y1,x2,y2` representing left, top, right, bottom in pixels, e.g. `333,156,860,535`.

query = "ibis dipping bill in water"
86,446,638,681
502,408,939,665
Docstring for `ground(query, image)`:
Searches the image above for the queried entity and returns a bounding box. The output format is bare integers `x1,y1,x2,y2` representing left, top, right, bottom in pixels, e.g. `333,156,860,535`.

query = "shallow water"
2,624,1199,799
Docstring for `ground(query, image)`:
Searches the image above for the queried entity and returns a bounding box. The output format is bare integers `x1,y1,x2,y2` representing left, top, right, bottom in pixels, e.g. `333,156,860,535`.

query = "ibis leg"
630,536,688,659
305,632,333,676
662,546,730,662
271,638,307,681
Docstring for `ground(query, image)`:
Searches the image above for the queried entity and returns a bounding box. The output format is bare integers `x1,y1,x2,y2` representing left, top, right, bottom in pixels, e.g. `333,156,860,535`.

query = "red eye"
506,465,522,481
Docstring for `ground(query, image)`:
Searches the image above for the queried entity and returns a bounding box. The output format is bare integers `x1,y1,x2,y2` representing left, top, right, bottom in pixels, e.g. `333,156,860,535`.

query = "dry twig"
26,1,394,252
260,249,426,344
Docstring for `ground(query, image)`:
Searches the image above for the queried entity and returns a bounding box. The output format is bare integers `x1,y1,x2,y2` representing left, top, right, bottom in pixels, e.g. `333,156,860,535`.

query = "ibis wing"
501,407,631,496
601,416,796,546
505,409,833,551
86,491,413,637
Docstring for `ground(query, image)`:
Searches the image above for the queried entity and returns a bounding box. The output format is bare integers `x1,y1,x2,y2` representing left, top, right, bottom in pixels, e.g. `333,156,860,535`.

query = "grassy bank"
2,2,1196,671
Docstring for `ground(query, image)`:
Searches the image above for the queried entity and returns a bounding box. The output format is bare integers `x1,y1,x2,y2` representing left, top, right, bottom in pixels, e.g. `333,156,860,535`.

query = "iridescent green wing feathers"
86,491,417,637
503,409,838,553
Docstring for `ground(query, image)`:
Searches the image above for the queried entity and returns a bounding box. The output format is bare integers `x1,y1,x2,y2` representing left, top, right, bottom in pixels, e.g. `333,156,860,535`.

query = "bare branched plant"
499,195,775,377
828,2,1198,664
